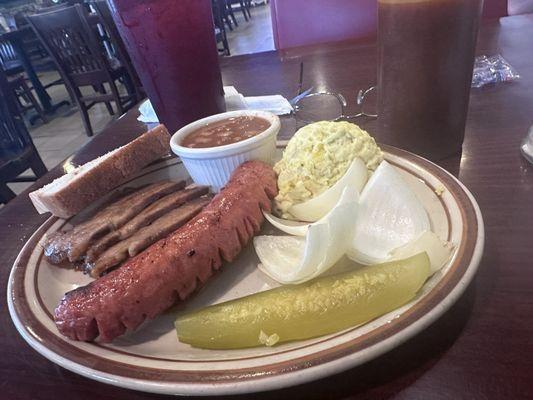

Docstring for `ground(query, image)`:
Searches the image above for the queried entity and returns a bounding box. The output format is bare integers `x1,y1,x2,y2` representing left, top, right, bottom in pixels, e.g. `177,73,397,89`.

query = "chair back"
212,0,226,32
14,12,29,28
35,4,69,14
0,38,20,70
91,0,143,96
0,67,33,158
27,4,113,87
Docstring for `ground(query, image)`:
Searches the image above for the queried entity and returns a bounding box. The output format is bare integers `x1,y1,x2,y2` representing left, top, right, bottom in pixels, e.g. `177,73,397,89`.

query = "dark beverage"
108,0,226,132
377,0,483,160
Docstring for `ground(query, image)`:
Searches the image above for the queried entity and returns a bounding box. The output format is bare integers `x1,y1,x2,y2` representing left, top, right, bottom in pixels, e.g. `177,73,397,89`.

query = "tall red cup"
107,0,226,132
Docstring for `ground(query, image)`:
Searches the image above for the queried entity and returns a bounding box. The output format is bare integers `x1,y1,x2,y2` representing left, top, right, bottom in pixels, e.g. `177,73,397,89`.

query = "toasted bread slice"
30,124,171,218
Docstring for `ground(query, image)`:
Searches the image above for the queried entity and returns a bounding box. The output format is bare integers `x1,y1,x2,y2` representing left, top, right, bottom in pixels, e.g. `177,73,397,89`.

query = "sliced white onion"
255,235,306,280
255,187,358,284
390,231,454,274
263,212,309,236
347,161,430,264
289,157,367,222
263,188,359,237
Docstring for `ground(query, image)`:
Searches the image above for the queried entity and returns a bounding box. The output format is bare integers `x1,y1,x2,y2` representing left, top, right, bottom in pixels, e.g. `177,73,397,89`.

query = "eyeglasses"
292,86,377,124
290,62,377,125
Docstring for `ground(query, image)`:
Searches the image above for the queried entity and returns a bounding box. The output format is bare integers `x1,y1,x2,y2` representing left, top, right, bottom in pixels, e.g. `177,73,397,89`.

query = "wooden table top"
2,13,533,400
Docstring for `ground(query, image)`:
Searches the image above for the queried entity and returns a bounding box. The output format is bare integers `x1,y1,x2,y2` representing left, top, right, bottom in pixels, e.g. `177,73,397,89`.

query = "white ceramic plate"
7,144,484,396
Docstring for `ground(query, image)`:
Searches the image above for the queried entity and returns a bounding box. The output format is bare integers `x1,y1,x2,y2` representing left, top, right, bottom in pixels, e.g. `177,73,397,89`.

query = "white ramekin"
170,110,280,191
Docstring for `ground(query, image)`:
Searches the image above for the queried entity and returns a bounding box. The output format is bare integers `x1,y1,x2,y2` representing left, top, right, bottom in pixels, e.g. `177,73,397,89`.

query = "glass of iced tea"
377,0,483,160
107,0,226,132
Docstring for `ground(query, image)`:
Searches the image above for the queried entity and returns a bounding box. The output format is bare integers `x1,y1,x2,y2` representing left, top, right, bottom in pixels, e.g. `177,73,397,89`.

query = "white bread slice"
30,124,171,219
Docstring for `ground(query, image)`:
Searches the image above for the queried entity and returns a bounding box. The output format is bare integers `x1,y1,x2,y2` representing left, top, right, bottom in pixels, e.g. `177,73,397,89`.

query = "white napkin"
137,86,293,123
224,86,247,111
521,125,533,164
137,98,159,123
244,95,293,115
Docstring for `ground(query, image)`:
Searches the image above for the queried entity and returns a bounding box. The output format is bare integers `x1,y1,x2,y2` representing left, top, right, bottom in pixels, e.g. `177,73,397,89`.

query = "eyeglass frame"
291,86,378,123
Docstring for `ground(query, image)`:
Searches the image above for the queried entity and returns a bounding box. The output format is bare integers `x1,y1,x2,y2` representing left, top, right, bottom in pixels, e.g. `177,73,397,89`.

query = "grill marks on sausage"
53,161,278,342
44,181,185,264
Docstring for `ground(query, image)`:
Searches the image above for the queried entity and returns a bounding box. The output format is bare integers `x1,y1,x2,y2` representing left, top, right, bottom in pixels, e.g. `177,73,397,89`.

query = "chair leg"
226,0,238,26
0,182,16,204
222,30,230,56
28,147,48,178
219,0,234,31
63,81,76,104
135,85,145,103
19,78,48,124
223,12,233,31
109,81,124,115
239,0,249,21
218,21,231,56
79,101,94,137
94,84,114,115
13,89,26,113
121,73,136,102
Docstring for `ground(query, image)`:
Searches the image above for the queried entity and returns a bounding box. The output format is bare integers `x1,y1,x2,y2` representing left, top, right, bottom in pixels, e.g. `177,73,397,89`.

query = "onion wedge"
347,161,430,264
263,212,310,236
255,187,358,284
263,189,359,237
390,230,454,274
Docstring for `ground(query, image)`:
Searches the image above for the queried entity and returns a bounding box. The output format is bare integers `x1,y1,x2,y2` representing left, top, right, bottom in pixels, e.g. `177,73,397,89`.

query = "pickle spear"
175,252,430,349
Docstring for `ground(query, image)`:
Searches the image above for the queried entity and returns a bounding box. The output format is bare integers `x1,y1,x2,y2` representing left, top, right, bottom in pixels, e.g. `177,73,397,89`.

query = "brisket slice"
54,161,277,342
84,195,212,278
44,180,184,264
84,185,209,265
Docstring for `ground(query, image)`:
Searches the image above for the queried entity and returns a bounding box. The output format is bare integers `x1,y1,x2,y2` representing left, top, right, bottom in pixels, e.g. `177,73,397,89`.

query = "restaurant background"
0,0,533,399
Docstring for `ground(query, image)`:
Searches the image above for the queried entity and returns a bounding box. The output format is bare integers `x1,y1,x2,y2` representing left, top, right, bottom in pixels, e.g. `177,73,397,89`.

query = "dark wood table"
2,13,533,400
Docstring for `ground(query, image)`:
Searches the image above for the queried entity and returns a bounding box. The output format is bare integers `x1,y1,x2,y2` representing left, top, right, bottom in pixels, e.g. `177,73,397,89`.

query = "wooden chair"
13,12,48,61
222,0,238,29
0,67,47,204
35,4,70,14
11,17,71,101
228,0,251,22
90,0,144,101
0,38,24,76
0,38,47,124
242,0,252,19
27,5,137,137
212,0,231,55
8,74,47,124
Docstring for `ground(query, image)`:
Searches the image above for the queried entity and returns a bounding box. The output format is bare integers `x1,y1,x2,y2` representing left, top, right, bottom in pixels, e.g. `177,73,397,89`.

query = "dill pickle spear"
175,252,430,349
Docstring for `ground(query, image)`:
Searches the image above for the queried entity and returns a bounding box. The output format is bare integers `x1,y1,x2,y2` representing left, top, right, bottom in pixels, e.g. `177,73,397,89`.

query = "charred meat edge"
44,180,184,264
85,195,212,278
84,185,209,264
53,161,277,342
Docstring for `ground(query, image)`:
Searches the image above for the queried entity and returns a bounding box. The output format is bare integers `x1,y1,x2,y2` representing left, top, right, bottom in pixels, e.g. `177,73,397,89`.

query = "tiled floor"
7,3,275,197
7,71,116,195
225,3,275,56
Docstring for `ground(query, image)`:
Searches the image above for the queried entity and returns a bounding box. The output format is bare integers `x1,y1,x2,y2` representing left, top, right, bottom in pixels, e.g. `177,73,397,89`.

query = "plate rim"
7,144,485,396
